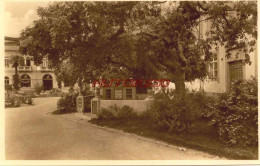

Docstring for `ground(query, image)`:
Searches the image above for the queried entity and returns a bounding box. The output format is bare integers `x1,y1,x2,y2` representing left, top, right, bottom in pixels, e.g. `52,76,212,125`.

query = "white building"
5,36,58,91
186,20,258,94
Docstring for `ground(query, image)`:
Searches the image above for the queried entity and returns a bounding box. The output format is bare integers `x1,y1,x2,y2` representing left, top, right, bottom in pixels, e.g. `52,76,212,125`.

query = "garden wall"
100,100,149,114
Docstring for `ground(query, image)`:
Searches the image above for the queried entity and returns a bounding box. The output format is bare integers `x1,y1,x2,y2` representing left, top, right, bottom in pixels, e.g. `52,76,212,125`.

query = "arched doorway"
20,74,31,87
43,74,53,90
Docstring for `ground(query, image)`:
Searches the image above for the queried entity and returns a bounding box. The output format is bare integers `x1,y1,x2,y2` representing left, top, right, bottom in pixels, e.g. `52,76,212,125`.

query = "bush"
50,88,62,97
5,84,13,92
20,95,33,105
98,105,137,120
211,77,258,146
56,86,94,114
117,105,137,119
147,89,216,133
57,91,78,113
98,108,115,120
34,83,43,95
9,94,21,107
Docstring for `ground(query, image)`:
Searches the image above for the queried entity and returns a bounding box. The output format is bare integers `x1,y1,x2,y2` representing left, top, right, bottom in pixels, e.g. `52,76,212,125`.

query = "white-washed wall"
100,100,148,114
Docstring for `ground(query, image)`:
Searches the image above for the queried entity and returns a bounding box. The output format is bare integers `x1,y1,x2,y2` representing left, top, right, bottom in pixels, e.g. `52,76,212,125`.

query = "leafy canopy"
19,1,257,85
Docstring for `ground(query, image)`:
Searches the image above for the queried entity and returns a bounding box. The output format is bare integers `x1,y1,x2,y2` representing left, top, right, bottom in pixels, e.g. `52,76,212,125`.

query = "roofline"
5,36,19,41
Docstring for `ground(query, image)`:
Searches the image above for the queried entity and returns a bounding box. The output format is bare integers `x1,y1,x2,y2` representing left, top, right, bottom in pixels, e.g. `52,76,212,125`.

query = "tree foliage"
9,54,24,91
9,54,24,73
54,62,79,87
19,1,257,93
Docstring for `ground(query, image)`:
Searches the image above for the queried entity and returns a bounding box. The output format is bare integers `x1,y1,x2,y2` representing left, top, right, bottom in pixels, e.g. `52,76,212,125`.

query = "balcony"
18,66,32,71
40,66,53,71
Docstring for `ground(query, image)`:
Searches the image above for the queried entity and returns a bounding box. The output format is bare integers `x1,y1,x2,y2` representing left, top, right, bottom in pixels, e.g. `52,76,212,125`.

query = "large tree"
19,2,160,80
19,1,257,93
135,1,257,93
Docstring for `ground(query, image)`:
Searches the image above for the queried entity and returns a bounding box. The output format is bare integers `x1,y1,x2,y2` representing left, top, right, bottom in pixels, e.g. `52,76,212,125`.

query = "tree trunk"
14,63,18,75
174,68,186,94
175,79,185,94
174,41,187,94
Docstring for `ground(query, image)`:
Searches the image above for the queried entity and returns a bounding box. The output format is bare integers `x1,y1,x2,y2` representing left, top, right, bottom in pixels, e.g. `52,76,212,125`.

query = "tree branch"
197,1,209,12
177,35,187,66
141,32,159,40
110,23,125,41
221,13,231,28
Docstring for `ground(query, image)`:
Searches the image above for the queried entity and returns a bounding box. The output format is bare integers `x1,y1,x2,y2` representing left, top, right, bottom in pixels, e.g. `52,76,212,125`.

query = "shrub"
5,84,13,92
147,90,216,133
20,95,33,105
211,77,258,146
56,86,94,114
9,95,21,107
34,83,43,95
57,91,78,113
51,88,62,97
117,105,137,119
97,105,137,120
98,108,115,120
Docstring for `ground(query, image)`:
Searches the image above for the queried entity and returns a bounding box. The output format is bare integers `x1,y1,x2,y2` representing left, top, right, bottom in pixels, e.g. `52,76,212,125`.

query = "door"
43,74,53,90
228,60,243,90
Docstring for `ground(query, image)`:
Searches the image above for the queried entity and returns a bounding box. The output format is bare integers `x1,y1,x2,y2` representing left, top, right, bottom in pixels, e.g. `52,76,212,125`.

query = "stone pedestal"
76,94,84,113
91,88,101,115
145,89,154,110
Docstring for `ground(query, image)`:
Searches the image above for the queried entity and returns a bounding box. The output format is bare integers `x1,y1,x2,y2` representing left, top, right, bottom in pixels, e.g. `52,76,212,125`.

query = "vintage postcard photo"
2,0,258,162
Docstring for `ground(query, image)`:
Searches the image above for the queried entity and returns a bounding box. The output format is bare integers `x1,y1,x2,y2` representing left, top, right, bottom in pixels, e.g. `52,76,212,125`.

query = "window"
26,57,31,66
229,60,243,88
5,58,9,67
126,89,132,100
209,52,218,80
42,58,48,67
5,77,9,85
21,74,31,87
105,89,111,99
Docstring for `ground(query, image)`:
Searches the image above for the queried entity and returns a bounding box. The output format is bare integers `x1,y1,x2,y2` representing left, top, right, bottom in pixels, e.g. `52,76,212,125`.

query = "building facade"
5,37,58,91
185,20,258,94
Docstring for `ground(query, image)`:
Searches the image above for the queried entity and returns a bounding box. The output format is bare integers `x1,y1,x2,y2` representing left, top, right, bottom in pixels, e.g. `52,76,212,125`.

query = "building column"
145,89,154,110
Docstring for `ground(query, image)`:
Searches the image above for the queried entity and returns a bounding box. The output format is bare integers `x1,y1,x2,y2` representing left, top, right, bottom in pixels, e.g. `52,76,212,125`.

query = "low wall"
100,100,149,114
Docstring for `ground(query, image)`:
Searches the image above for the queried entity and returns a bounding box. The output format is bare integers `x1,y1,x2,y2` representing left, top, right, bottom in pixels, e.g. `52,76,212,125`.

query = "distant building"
5,36,58,91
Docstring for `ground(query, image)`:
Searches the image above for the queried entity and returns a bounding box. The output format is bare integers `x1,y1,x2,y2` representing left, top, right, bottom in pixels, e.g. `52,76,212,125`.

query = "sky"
4,1,50,37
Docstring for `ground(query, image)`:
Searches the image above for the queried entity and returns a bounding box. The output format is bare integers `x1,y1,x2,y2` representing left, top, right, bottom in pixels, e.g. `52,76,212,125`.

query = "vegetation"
147,89,216,133
19,1,257,94
10,55,24,91
12,74,20,91
53,63,79,87
98,105,137,120
56,89,78,114
8,94,22,107
55,87,94,114
20,95,33,105
90,117,257,160
5,91,33,108
34,83,43,95
91,77,258,159
211,77,258,146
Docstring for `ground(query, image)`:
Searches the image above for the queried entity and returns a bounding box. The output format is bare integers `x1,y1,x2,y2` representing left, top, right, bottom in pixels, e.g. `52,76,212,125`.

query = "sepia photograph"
3,0,258,162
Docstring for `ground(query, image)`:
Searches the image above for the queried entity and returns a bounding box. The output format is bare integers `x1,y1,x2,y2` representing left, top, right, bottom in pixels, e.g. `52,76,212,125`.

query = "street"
5,97,222,160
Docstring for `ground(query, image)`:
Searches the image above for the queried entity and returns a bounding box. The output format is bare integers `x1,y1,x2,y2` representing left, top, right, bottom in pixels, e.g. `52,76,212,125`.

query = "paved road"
5,97,222,160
